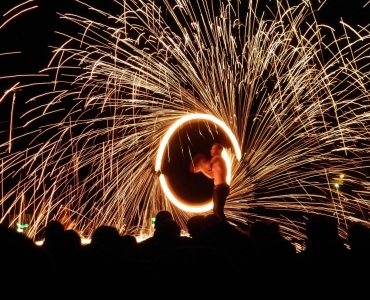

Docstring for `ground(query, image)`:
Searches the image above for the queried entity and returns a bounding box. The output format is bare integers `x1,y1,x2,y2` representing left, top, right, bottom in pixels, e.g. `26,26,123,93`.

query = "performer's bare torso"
200,145,227,185
191,144,229,221
209,156,227,185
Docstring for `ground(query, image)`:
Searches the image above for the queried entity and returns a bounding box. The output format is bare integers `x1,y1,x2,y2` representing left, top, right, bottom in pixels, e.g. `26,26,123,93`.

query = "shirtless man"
192,143,229,221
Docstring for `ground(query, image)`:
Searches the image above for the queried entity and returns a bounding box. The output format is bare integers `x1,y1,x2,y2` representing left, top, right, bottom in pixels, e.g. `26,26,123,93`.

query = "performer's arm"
200,160,214,178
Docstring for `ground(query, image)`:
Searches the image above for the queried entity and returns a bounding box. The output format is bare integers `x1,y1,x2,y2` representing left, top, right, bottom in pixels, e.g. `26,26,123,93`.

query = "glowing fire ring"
155,114,241,213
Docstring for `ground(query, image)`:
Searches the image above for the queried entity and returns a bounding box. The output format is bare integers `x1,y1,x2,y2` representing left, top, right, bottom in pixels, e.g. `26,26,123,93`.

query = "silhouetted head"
154,211,173,229
327,218,339,240
155,219,181,241
121,234,137,247
91,226,120,254
120,235,139,258
269,221,280,234
0,224,38,261
62,229,81,252
44,220,64,240
187,215,206,238
305,215,336,247
204,213,220,227
348,222,370,253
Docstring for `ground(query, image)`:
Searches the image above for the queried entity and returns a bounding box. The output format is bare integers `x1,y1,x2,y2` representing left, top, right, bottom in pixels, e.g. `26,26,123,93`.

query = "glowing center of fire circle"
155,114,241,213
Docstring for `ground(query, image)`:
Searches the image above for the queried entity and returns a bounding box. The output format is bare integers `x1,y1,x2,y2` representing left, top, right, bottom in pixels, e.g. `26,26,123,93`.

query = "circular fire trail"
155,113,241,212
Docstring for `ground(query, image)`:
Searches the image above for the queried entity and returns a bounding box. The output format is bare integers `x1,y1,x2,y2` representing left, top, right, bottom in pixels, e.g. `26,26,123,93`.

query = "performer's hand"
199,159,211,171
189,153,207,173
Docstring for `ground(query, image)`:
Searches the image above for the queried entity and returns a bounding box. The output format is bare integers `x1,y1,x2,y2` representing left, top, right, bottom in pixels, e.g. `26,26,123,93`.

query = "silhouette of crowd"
1,212,369,298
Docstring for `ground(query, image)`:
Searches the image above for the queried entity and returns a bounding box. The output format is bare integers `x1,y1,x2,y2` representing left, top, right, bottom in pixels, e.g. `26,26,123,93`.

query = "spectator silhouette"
58,229,81,277
120,235,139,259
347,223,370,296
154,210,173,228
139,210,173,260
62,229,81,251
248,221,297,297
348,222,370,257
200,220,257,274
187,215,205,244
144,219,192,259
269,221,284,240
90,228,139,295
299,215,336,260
90,224,127,282
249,220,271,250
91,225,121,255
154,219,182,253
260,237,297,298
307,238,350,297
299,216,350,298
0,225,57,296
204,213,220,227
42,220,64,260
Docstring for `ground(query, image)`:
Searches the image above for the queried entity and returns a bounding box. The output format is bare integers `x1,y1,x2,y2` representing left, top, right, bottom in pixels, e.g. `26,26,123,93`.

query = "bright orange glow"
159,174,213,212
155,114,241,212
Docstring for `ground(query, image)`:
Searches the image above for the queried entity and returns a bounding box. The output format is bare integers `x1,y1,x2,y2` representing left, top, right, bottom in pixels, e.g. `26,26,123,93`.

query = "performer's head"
210,143,223,157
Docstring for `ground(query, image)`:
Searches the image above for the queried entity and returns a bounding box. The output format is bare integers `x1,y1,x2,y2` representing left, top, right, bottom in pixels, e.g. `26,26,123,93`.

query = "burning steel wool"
0,0,369,242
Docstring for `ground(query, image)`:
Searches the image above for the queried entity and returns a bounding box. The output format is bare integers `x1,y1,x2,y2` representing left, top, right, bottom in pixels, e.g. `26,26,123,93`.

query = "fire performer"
190,143,229,221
